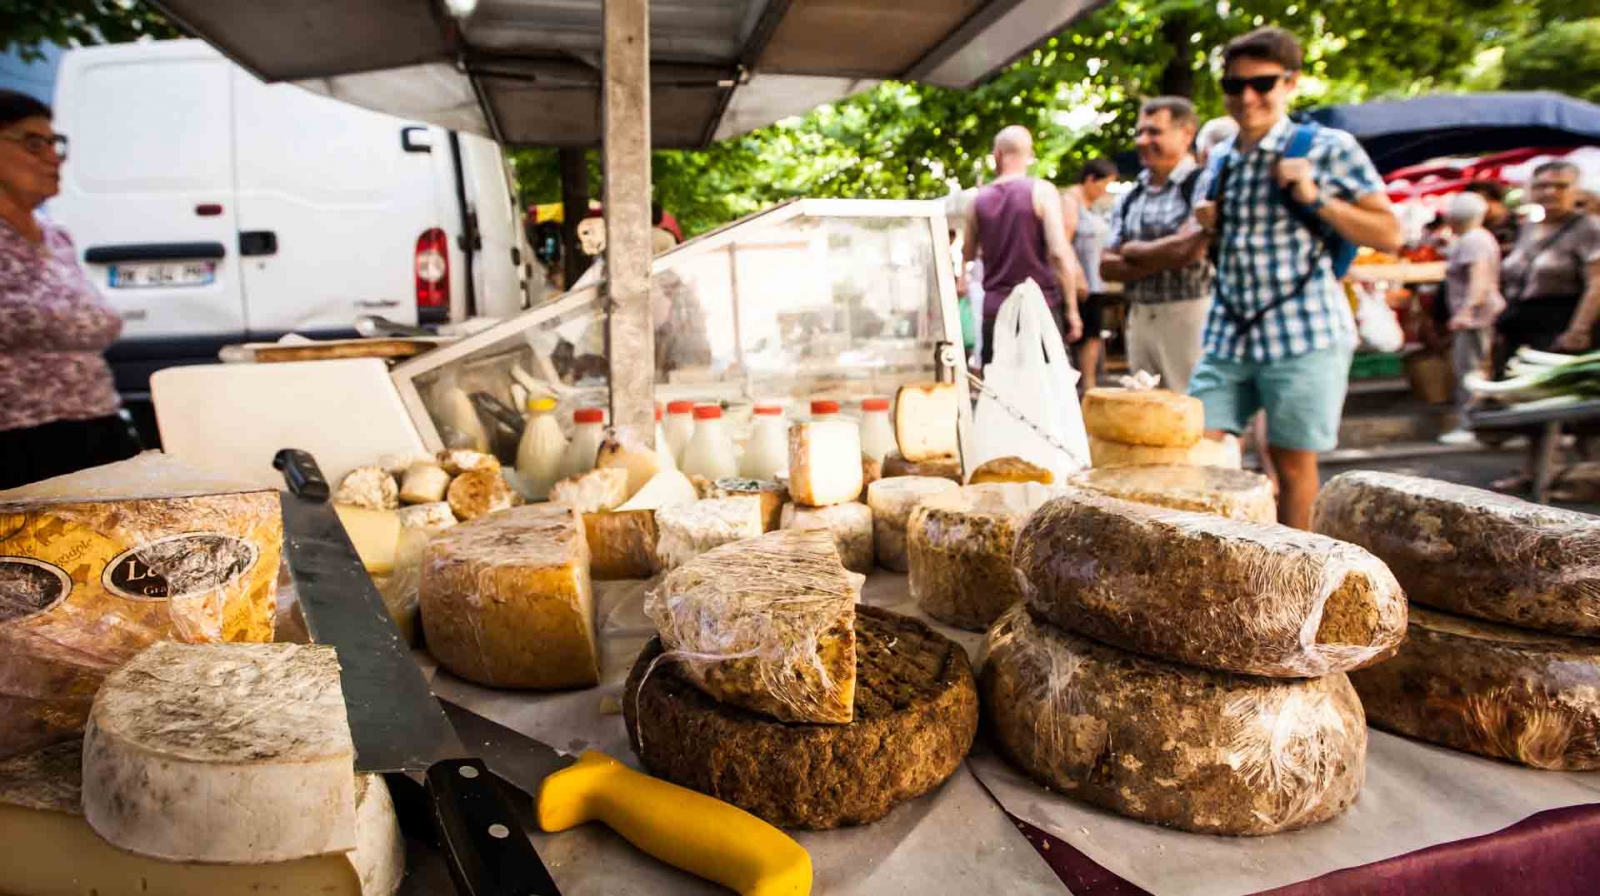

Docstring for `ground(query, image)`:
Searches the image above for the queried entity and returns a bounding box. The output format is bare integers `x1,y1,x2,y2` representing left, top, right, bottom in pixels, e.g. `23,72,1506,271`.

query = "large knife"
273,448,559,896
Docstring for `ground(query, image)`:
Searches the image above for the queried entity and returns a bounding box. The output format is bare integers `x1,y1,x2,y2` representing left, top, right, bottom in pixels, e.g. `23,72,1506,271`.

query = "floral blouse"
0,219,123,432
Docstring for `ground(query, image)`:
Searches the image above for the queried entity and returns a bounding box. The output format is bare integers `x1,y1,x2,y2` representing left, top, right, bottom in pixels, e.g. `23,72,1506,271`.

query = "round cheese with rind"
982,606,1366,836
1081,387,1203,448
907,483,1060,631
335,466,399,511
447,468,515,522
865,476,960,573
779,501,874,574
1087,434,1241,468
1068,464,1275,523
882,450,962,483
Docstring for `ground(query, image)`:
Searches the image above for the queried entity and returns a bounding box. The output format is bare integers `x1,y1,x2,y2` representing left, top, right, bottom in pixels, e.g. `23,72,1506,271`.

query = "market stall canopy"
150,0,1103,147
1307,92,1600,175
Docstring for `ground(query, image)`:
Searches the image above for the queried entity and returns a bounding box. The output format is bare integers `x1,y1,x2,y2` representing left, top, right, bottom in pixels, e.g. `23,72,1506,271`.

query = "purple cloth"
975,178,1061,315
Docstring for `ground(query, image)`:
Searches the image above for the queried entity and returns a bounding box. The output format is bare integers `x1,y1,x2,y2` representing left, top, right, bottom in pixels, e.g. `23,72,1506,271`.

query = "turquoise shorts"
1186,342,1354,453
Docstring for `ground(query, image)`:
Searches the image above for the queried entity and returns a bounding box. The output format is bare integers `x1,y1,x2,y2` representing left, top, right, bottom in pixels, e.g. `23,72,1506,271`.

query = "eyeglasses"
1530,179,1576,192
1,132,68,162
1221,74,1288,96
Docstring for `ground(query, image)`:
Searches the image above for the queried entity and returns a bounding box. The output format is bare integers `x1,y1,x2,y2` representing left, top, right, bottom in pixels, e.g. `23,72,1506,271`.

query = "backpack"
1117,166,1203,246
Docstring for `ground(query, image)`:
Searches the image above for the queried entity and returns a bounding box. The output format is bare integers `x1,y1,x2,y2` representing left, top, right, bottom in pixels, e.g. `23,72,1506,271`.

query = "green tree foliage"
0,0,179,60
1498,19,1600,105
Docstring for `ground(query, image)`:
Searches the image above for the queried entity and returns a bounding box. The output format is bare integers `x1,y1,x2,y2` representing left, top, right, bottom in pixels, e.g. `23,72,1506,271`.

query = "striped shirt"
1193,117,1384,363
1106,158,1213,305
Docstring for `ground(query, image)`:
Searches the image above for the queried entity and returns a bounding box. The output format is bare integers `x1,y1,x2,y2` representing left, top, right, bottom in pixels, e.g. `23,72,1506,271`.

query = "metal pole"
603,0,655,446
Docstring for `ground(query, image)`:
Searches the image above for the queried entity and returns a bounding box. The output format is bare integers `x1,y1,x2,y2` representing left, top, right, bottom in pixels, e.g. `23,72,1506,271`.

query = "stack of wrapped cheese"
777,420,875,574
983,475,1408,835
626,527,977,829
1314,472,1600,770
1082,383,1239,469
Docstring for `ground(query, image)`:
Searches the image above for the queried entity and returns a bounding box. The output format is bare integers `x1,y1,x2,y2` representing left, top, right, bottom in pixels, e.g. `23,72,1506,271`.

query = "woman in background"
1437,191,1504,446
1060,159,1118,391
0,91,139,488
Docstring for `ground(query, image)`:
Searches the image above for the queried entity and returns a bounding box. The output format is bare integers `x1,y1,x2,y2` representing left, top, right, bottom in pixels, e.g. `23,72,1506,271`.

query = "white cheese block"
866,476,961,572
333,504,401,575
82,642,358,864
646,527,857,724
654,496,765,570
779,501,875,574
549,466,631,513
894,382,962,462
0,740,403,896
334,466,399,511
596,433,670,499
397,500,457,530
907,483,1060,631
1081,387,1203,448
618,468,699,512
420,504,599,689
787,421,864,507
398,462,452,504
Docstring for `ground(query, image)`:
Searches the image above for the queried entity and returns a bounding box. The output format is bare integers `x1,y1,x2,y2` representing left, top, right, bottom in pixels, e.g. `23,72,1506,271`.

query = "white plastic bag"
1354,284,1405,353
972,279,1091,480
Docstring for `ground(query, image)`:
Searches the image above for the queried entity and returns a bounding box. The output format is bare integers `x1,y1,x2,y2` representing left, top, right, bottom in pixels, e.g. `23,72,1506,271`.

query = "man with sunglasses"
1188,27,1403,529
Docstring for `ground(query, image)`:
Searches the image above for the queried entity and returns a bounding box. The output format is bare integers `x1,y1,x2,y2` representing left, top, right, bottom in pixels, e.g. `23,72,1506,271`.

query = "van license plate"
109,261,216,289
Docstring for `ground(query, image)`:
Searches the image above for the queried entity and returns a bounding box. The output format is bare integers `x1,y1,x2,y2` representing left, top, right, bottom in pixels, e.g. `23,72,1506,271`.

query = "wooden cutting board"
152,359,426,490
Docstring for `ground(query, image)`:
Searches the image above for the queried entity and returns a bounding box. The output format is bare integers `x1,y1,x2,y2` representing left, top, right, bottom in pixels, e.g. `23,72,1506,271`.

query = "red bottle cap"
753,404,783,416
861,398,889,412
574,407,605,424
655,405,663,421
810,400,840,415
666,400,695,414
694,405,723,420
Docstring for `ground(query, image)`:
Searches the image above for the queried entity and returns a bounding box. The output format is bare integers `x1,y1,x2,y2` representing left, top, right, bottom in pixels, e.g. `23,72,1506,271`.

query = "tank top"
975,178,1061,316
1067,190,1110,295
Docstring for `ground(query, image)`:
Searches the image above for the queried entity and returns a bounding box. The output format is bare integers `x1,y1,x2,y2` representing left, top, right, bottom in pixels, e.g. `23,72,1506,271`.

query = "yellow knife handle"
537,750,812,896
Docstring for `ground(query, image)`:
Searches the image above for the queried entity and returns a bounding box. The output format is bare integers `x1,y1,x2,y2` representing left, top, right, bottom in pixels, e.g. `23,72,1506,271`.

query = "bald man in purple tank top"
958,126,1080,366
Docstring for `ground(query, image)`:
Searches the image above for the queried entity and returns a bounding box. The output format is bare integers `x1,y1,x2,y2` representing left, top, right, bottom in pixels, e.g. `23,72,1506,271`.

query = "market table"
1469,399,1600,503
398,572,1600,896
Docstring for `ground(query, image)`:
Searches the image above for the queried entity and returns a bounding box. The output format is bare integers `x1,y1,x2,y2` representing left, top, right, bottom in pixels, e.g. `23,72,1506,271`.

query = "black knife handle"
273,448,331,502
427,758,562,896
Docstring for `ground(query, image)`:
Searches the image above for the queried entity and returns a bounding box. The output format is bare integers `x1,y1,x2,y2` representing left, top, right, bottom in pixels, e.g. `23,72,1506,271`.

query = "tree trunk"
1159,14,1197,99
559,148,589,289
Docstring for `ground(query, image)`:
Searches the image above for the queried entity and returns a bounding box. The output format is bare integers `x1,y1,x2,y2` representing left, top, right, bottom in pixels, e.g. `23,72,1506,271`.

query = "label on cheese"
421,504,600,689
0,453,281,759
646,527,857,724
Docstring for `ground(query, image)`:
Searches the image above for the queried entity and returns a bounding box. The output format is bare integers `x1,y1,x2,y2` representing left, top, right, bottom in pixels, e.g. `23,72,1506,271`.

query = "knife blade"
273,448,560,896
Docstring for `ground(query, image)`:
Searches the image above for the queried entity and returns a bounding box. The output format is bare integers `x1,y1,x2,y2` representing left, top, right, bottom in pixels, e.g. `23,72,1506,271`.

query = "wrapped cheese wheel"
1067,464,1275,523
1017,490,1407,677
779,502,874,574
1087,434,1241,469
907,483,1059,631
865,476,960,572
1081,386,1202,448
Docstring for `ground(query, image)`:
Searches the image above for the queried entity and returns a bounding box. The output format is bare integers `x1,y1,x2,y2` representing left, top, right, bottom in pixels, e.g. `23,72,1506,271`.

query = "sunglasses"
1221,73,1289,96
1,132,68,162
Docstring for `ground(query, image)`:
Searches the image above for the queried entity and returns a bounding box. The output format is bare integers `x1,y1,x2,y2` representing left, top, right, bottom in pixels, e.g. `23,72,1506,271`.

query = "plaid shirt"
1194,117,1385,363
1107,158,1213,305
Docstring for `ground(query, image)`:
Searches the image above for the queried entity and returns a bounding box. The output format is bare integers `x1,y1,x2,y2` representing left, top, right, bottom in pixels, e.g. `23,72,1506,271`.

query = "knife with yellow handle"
438,699,812,896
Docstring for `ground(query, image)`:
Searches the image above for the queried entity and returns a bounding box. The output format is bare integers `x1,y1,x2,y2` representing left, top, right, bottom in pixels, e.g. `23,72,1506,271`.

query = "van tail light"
415,228,449,316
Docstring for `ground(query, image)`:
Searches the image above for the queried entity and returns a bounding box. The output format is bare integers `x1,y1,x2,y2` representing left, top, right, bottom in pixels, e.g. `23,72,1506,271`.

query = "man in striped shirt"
1188,27,1403,528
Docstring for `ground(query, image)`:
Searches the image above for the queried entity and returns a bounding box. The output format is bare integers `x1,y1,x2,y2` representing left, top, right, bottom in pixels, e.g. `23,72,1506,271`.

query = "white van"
49,40,529,405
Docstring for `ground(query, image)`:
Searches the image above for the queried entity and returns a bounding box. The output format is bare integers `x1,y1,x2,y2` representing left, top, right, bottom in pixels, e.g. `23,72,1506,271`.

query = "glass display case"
390,199,971,478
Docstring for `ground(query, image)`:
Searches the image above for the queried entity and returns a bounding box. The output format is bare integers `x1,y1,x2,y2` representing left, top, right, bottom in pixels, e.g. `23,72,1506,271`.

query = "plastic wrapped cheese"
0,454,281,759
584,510,660,580
420,504,599,689
882,450,962,483
645,528,857,724
906,483,1059,631
654,497,765,571
1081,386,1202,448
982,606,1365,836
1018,490,1407,677
865,477,960,572
779,502,874,574
1313,471,1600,636
1068,464,1275,523
1349,606,1600,770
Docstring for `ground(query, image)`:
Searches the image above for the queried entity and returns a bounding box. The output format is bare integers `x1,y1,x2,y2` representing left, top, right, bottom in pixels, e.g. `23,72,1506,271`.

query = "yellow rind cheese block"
968,456,1054,485
894,382,962,462
646,528,857,724
0,453,281,758
1081,387,1203,448
584,509,660,580
333,504,401,575
0,739,403,896
421,504,600,689
1087,434,1241,469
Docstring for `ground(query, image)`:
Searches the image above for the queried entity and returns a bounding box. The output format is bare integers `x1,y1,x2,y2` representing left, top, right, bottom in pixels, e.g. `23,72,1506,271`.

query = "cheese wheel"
1349,606,1600,770
983,606,1365,836
335,466,399,511
894,382,962,462
779,501,874,574
82,642,357,864
436,449,501,476
398,462,451,505
1081,387,1202,448
655,497,765,571
397,500,457,530
333,504,401,575
549,466,630,513
596,434,670,499
584,509,660,580
421,504,599,689
865,476,960,572
788,421,864,507
0,740,403,896
1068,464,1275,523
968,456,1053,485
882,450,963,483
646,528,857,724
906,483,1060,631
1087,434,1242,468
446,467,516,521
1313,471,1600,637
1017,490,1407,677
710,478,789,532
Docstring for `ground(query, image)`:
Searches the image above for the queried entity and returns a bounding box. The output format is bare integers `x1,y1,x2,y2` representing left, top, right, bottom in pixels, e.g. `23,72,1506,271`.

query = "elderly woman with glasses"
0,90,139,488
1436,191,1505,446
